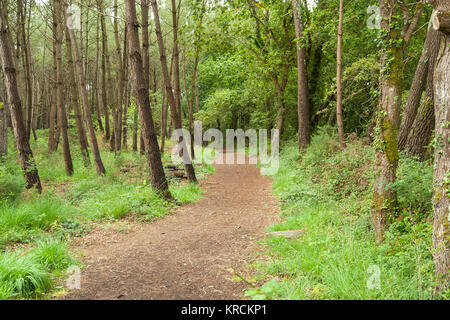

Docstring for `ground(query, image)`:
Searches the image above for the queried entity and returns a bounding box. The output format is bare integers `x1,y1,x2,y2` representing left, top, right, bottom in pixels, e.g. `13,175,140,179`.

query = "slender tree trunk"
183,60,195,159
292,0,311,151
98,0,110,142
65,4,106,176
0,5,42,191
17,0,33,141
48,6,58,153
0,94,7,159
429,0,450,293
94,13,104,133
161,84,167,154
125,0,170,197
132,104,138,152
335,0,346,150
54,0,73,176
151,0,197,183
65,20,90,167
113,0,123,152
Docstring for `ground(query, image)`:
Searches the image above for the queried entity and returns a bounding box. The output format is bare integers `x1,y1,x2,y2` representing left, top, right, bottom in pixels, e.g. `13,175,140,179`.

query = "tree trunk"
113,0,124,152
65,4,106,176
65,27,90,167
54,0,73,176
94,13,105,134
125,0,171,197
398,21,440,150
17,0,33,141
429,0,450,294
0,4,42,191
372,0,403,244
335,0,346,150
98,0,111,142
0,94,7,159
48,6,58,153
292,0,311,151
404,24,441,160
150,0,197,183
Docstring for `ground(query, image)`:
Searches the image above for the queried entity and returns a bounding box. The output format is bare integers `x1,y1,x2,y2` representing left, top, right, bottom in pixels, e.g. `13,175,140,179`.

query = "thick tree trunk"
372,0,403,244
53,0,73,176
151,0,197,183
398,22,440,150
292,0,311,151
65,4,106,176
429,0,450,294
0,5,42,191
335,0,346,150
404,23,441,160
125,0,170,197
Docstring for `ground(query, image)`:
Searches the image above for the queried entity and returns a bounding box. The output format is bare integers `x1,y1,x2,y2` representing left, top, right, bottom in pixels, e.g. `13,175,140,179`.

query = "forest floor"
61,152,280,300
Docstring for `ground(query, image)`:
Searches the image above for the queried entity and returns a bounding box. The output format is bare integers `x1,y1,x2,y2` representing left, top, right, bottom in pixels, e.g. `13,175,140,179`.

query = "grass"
0,128,214,299
245,128,443,300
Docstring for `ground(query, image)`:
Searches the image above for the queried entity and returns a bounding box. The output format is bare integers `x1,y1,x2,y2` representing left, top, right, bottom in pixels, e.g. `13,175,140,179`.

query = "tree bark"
404,22,441,160
65,4,106,176
429,0,450,295
372,0,404,244
398,21,440,150
125,0,171,197
0,4,42,191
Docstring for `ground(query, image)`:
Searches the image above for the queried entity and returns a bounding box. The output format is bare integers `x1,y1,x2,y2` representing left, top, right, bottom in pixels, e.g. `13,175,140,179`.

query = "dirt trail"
63,152,279,300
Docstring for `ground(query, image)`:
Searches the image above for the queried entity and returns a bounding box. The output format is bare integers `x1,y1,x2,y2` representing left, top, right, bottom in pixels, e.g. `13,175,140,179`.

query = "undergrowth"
246,128,442,300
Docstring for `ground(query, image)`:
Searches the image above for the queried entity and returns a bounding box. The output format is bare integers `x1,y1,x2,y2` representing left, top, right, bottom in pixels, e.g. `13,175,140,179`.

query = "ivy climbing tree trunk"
429,0,450,294
372,0,424,244
0,3,42,191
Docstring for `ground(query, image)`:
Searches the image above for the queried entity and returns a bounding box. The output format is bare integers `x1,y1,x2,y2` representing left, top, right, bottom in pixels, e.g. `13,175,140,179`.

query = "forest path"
62,152,279,300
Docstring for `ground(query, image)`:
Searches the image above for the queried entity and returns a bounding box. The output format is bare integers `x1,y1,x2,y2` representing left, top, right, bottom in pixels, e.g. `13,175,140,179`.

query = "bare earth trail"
63,152,279,300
